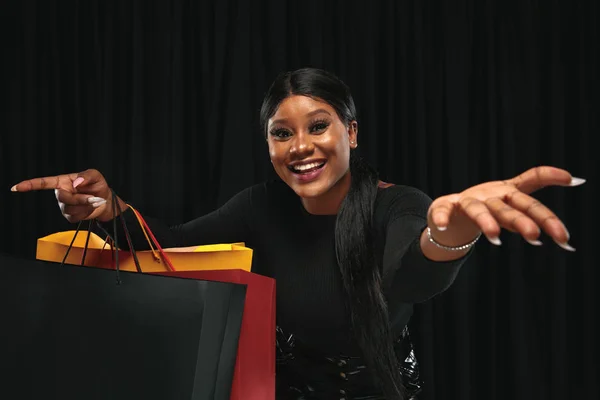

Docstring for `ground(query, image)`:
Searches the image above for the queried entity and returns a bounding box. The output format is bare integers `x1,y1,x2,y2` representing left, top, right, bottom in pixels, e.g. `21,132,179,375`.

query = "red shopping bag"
156,269,275,400
125,206,276,400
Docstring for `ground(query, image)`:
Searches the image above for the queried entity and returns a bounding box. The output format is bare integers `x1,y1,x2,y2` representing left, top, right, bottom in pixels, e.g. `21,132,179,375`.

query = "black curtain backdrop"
1,1,597,399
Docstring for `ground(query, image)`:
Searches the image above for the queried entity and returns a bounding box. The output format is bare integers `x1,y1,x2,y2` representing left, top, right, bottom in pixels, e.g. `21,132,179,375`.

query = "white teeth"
291,162,324,172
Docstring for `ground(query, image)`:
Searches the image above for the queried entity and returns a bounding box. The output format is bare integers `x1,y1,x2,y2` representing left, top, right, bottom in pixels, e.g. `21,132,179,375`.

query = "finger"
484,197,542,246
59,201,94,222
62,204,103,216
505,191,574,251
63,210,92,224
506,166,585,194
11,173,78,193
71,169,106,191
458,197,502,245
60,202,108,223
55,189,107,207
10,169,106,193
428,195,459,231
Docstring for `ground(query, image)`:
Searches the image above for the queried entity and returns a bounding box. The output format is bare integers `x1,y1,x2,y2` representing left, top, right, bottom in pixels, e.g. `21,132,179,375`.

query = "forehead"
270,95,337,123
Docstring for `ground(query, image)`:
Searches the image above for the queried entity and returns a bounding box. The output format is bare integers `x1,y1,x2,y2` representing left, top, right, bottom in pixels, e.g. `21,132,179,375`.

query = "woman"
11,68,583,399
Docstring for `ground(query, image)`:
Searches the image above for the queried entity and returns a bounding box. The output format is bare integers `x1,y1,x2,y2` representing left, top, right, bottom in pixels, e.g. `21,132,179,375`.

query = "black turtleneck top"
111,180,469,355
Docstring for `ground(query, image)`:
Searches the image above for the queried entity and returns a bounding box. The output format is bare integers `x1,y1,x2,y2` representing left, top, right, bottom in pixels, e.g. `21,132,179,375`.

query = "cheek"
268,143,286,164
319,126,350,152
332,139,351,162
267,141,277,159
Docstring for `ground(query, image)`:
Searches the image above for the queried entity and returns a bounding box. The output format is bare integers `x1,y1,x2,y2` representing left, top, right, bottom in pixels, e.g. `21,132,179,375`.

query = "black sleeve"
96,186,256,251
380,187,472,304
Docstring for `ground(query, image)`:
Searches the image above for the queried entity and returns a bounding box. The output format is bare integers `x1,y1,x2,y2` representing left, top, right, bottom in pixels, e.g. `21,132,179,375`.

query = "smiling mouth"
288,161,326,174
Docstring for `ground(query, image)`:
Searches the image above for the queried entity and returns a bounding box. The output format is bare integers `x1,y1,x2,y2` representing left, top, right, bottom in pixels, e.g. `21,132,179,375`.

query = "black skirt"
275,326,422,400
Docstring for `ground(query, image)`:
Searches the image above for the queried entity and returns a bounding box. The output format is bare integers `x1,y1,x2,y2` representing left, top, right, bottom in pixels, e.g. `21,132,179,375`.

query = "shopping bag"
125,207,276,400
35,204,276,400
36,228,253,272
0,251,246,400
157,269,276,400
36,228,113,267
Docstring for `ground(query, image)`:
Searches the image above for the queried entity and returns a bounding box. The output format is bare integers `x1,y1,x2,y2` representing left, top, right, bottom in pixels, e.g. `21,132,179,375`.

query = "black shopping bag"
0,252,246,400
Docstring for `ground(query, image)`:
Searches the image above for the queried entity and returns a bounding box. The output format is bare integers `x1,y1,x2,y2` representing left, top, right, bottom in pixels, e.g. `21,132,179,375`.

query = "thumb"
71,169,111,198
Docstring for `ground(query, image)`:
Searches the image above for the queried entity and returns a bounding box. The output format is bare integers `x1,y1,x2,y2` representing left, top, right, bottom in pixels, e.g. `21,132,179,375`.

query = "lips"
288,160,326,174
287,160,327,182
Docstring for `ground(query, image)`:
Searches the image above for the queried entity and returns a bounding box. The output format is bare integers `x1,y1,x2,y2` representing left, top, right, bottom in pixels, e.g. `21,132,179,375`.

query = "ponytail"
335,152,406,399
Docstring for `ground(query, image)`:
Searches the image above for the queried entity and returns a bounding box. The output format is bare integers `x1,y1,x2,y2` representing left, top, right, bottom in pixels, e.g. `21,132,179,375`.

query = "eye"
269,128,292,139
310,119,330,133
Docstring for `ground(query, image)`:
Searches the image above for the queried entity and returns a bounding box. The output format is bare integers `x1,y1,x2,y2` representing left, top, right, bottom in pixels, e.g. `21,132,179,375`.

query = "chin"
291,185,327,199
286,180,332,199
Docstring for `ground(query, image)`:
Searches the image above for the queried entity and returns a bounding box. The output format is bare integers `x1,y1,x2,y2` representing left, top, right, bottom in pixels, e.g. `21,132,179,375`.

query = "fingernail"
554,240,576,252
436,225,447,231
487,236,502,246
10,185,17,192
73,177,84,188
87,197,106,204
526,239,543,246
92,200,107,208
569,177,586,187
561,222,571,242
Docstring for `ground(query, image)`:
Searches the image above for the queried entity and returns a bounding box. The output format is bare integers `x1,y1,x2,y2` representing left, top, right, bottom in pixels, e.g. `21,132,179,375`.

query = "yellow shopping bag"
36,207,253,273
36,230,113,267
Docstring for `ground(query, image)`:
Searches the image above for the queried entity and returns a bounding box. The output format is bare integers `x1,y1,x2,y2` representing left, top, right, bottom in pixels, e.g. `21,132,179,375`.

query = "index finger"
507,166,584,194
10,173,79,192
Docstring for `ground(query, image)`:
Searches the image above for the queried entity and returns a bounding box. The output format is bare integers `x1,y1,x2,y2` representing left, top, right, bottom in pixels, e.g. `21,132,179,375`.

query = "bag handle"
59,191,176,277
60,220,95,267
59,190,129,283
126,204,161,262
125,204,176,272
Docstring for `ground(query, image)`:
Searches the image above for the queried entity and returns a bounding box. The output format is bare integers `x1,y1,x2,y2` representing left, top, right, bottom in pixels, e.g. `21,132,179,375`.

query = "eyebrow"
271,108,332,125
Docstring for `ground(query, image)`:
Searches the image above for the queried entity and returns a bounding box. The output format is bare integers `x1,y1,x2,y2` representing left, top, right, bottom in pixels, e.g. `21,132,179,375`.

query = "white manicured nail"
436,225,447,231
92,200,107,208
87,197,105,204
568,177,586,187
526,239,543,246
555,241,576,252
487,236,502,246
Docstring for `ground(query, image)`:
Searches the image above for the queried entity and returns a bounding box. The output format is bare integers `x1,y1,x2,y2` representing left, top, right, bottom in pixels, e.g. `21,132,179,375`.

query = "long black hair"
260,67,406,399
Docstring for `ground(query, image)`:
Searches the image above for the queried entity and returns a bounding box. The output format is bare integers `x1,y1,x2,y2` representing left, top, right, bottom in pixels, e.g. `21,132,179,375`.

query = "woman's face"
267,95,358,201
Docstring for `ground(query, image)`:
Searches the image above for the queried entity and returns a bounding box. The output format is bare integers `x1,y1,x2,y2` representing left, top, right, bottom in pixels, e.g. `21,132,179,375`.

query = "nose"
289,132,314,158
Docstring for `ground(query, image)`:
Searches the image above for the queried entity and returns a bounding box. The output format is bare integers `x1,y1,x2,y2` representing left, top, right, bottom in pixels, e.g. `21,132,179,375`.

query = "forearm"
382,216,473,303
92,193,186,250
94,207,164,251
95,186,255,251
385,236,468,303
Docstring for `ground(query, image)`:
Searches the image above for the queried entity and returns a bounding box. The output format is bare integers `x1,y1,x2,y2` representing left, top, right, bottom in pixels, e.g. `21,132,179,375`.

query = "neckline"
298,198,338,218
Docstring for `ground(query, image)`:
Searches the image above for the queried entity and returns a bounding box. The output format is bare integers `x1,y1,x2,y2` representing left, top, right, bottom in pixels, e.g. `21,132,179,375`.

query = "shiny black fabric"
276,325,422,400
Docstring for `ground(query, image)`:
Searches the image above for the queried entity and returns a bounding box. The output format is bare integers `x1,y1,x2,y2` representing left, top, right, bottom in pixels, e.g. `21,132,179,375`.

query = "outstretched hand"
427,166,585,251
10,169,121,223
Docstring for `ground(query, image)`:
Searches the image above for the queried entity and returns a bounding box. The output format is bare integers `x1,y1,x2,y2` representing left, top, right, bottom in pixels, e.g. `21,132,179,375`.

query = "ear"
348,121,358,149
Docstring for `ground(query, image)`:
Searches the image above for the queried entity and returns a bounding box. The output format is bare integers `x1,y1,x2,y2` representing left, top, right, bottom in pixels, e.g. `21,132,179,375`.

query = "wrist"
427,219,481,246
97,195,128,222
426,226,481,251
